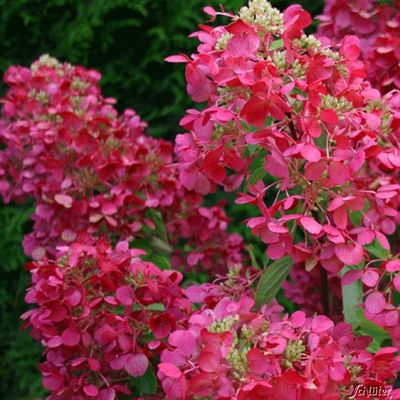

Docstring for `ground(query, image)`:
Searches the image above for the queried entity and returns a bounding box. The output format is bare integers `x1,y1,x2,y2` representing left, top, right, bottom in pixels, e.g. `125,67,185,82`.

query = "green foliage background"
0,0,323,398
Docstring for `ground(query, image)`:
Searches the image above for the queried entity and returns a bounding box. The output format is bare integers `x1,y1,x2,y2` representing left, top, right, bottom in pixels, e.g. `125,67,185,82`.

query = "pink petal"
342,269,362,285
98,388,116,400
203,6,216,16
32,247,46,260
101,202,117,216
267,222,289,233
84,385,99,397
385,311,399,327
301,144,321,162
312,315,334,332
341,35,361,60
48,336,62,348
393,275,400,292
328,196,347,211
329,162,350,185
54,194,73,208
116,285,134,306
61,229,77,242
365,291,386,314
110,354,131,371
335,243,363,266
165,54,190,63
386,260,400,272
365,113,381,130
362,270,379,287
125,354,148,377
300,216,323,234
290,311,306,328
158,362,183,379
61,327,80,347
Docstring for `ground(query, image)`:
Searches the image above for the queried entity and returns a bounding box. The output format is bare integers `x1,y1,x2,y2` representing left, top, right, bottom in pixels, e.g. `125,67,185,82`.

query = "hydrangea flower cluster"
22,236,191,399
171,0,400,336
158,287,400,399
317,0,400,92
22,240,400,399
0,55,243,273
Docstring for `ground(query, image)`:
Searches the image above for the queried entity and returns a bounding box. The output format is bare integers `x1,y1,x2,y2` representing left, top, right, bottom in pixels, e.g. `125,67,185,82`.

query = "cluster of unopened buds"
1,0,400,398
0,55,243,274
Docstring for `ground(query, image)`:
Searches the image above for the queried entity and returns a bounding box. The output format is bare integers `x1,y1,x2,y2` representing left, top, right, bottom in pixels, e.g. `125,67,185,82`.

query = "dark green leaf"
291,87,308,97
255,256,294,308
247,167,267,186
349,211,363,227
131,364,157,395
358,317,391,352
247,244,261,270
148,253,171,270
365,239,390,259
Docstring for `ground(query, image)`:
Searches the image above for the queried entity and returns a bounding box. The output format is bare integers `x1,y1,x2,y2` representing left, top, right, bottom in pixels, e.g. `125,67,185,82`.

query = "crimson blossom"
0,55,243,274
317,0,400,93
170,0,400,340
22,234,400,399
21,235,191,399
159,284,400,399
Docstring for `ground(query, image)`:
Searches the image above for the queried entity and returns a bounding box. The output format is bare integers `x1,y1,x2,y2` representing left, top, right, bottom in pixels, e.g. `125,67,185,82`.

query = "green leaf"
247,244,261,270
341,264,391,352
245,144,261,155
269,38,283,51
145,303,165,311
365,239,390,259
147,253,171,270
247,166,267,186
255,256,294,308
150,237,172,255
341,264,364,328
248,148,266,172
349,211,363,227
265,116,274,126
358,317,391,352
131,364,157,395
291,87,308,98
146,209,167,240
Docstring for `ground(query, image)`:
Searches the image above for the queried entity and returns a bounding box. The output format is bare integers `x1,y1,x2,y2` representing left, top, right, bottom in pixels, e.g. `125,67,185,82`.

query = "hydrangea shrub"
170,0,400,344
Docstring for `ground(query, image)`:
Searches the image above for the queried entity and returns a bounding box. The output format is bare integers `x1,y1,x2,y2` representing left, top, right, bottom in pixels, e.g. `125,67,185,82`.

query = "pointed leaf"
131,364,158,395
255,256,294,308
247,166,267,186
358,317,391,352
365,239,390,259
341,264,364,328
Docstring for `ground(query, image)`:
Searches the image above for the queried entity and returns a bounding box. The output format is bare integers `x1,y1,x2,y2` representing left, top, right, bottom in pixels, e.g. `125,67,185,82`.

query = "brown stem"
320,268,330,316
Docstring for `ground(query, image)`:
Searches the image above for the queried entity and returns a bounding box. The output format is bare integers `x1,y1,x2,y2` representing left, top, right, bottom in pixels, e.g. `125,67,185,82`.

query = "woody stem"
320,267,330,316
